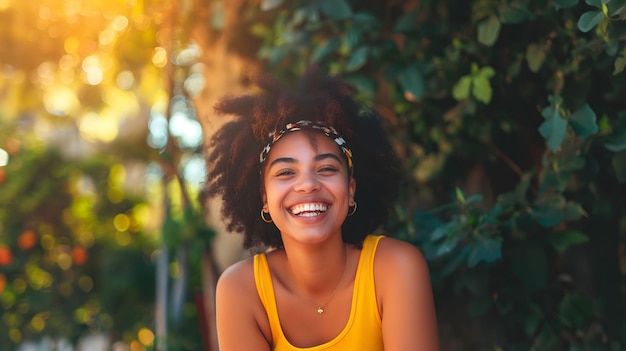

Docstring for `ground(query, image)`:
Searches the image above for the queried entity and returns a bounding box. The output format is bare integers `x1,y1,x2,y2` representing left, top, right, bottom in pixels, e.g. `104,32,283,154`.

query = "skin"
216,131,440,350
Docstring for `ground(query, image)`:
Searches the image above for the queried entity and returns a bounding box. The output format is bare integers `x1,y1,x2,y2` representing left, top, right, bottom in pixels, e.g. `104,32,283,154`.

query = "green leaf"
455,187,466,203
533,193,568,227
433,238,458,258
604,128,626,151
393,8,418,33
268,45,290,64
569,104,598,138
430,221,458,241
452,76,472,100
524,304,543,337
353,12,381,33
260,0,284,11
558,156,587,172
436,246,470,278
499,4,534,24
555,0,579,10
345,46,368,71
478,66,496,78
343,74,376,98
412,211,445,237
320,0,352,20
467,237,503,267
585,0,603,7
612,150,626,182
311,38,340,63
539,110,568,152
564,201,586,221
466,193,484,205
398,66,425,100
558,292,594,329
477,15,501,46
472,75,493,104
614,47,626,75
549,230,589,252
526,43,547,72
577,11,604,32
344,27,361,51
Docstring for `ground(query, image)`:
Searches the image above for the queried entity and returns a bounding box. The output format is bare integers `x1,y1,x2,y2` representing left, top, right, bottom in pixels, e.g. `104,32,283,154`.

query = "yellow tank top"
254,235,384,351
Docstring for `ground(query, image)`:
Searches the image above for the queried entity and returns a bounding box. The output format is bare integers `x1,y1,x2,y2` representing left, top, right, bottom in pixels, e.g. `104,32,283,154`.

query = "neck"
282,237,350,297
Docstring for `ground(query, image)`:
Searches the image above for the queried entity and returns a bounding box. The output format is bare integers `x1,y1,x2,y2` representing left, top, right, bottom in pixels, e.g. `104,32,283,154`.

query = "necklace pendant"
317,307,324,314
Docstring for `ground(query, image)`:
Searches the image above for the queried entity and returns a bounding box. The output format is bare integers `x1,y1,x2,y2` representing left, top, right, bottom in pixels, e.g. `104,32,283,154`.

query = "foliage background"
1,0,626,350
237,0,626,349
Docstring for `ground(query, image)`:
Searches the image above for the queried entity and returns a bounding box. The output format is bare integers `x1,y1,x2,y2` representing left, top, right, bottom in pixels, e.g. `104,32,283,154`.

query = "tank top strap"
254,253,282,345
354,234,384,326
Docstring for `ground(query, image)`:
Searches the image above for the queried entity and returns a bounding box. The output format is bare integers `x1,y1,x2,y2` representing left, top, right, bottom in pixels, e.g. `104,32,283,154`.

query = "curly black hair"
205,67,402,251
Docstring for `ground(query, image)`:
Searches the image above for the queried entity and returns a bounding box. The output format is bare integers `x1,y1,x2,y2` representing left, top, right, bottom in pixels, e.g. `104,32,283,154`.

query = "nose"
293,171,320,193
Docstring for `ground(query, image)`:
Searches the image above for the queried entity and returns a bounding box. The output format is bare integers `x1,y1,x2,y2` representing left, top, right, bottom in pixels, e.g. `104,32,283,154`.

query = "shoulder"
373,236,432,300
216,256,261,320
216,255,273,350
216,255,266,313
217,255,256,290
373,237,441,350
374,236,428,271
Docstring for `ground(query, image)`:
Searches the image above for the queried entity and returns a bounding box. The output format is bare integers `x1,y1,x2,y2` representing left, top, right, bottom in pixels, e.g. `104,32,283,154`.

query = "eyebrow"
268,153,342,168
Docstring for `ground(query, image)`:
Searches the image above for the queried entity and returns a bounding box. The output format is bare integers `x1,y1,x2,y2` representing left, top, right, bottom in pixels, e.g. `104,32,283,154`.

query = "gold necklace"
305,244,349,314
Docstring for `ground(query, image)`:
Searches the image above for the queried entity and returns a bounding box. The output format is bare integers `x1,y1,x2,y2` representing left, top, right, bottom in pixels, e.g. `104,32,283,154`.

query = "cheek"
263,182,286,207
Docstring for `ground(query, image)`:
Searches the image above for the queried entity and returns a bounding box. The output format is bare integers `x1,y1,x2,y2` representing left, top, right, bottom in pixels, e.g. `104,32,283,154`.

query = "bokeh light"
137,328,155,346
79,111,119,142
0,148,8,166
43,87,81,116
151,47,168,68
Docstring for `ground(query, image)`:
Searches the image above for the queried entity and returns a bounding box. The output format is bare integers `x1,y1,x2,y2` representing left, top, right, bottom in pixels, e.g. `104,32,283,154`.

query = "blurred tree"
0,0,217,350
0,134,158,347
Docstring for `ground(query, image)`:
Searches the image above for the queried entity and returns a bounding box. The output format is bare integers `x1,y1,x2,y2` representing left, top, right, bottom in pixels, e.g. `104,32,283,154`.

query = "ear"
262,193,268,210
348,176,356,204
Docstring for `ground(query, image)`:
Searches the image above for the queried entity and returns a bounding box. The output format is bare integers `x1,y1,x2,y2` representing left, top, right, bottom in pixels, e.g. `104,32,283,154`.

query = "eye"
275,169,295,177
318,165,339,173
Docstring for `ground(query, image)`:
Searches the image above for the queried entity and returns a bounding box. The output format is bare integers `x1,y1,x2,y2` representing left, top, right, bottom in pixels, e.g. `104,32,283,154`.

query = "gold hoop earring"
348,202,357,216
261,209,273,223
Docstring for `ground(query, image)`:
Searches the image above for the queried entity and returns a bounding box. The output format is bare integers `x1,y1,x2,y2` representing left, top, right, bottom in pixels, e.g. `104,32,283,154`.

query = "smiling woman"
205,67,440,351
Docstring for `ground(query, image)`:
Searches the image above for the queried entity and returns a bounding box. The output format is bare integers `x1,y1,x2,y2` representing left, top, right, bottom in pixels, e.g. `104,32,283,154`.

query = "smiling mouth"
290,203,328,217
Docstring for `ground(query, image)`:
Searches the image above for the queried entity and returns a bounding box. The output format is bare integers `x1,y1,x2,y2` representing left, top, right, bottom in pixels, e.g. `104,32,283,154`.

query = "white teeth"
290,203,328,216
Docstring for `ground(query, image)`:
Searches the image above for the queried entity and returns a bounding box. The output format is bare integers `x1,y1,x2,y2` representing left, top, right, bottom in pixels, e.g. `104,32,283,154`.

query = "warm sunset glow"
0,0,10,11
64,37,80,54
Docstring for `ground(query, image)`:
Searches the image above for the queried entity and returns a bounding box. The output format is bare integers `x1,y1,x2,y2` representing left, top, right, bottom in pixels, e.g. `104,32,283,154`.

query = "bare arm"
215,260,272,351
377,238,440,351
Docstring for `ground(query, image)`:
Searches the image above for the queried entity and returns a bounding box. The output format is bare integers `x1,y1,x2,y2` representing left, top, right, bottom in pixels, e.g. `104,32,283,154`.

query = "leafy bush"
239,0,626,349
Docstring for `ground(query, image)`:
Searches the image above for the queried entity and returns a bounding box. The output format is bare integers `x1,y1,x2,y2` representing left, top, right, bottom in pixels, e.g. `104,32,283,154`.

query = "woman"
206,67,440,350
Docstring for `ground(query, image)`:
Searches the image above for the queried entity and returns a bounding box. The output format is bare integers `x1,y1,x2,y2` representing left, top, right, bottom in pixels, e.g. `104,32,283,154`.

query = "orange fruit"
18,230,37,251
71,246,88,265
0,246,12,266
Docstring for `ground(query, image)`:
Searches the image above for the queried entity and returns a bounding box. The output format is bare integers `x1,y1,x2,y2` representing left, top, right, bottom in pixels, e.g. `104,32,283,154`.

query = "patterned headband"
259,120,353,172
